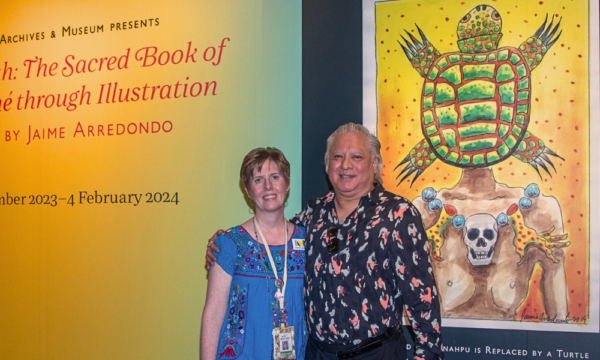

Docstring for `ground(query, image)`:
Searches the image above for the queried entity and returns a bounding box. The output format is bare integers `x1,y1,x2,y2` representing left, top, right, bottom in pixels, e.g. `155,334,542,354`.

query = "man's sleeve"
390,201,444,360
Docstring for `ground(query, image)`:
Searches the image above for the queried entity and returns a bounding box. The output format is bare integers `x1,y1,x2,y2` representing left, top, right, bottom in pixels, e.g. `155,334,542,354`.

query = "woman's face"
246,159,290,214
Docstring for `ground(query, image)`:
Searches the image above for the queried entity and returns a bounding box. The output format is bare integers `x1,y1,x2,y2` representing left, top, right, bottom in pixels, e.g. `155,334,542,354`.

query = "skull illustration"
463,214,498,266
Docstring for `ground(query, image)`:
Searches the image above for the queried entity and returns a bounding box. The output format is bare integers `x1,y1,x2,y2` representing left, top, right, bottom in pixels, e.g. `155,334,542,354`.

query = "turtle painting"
396,4,564,185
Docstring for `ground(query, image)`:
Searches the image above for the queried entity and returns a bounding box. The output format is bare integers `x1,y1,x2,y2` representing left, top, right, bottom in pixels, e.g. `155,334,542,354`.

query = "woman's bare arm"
200,263,232,359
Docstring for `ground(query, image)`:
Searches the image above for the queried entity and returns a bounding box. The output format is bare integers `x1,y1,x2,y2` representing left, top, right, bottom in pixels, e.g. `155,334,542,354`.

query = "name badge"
272,326,296,360
292,238,305,251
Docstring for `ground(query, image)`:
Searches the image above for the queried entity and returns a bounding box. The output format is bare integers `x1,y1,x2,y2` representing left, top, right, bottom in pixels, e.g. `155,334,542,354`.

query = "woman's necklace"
253,217,288,312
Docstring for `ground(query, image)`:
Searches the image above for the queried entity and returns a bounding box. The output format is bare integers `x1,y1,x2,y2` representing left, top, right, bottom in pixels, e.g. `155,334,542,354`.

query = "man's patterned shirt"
293,183,444,360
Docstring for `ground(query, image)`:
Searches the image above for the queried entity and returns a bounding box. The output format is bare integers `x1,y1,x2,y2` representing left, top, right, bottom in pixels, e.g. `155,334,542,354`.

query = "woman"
201,148,306,360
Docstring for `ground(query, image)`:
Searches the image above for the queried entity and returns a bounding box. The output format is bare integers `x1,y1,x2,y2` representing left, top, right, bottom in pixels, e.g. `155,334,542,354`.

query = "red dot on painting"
411,118,414,122
555,14,559,17
578,271,581,275
553,89,557,92
417,4,421,6
499,167,502,170
408,133,411,136
545,120,549,123
549,140,553,142
571,195,575,198
413,99,416,102
386,146,389,150
571,253,574,257
566,70,570,73
572,81,575,84
574,149,578,152
386,29,389,32
401,144,405,147
559,113,562,116
580,214,584,217
561,44,565,47
571,290,575,293
446,17,449,21
387,50,390,53
575,126,579,130
570,100,574,102
578,54,582,57
539,1,543,3
381,41,384,44
401,14,405,18
535,121,538,124
384,79,387,82
384,124,388,127
511,173,514,176
577,24,581,28
535,98,539,102
524,20,528,23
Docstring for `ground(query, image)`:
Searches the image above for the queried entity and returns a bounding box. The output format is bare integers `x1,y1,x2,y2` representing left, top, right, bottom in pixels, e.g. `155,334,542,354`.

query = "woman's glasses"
327,227,339,253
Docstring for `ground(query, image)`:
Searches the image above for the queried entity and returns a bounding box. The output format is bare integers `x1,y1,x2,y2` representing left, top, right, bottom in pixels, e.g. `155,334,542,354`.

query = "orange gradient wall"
0,1,301,359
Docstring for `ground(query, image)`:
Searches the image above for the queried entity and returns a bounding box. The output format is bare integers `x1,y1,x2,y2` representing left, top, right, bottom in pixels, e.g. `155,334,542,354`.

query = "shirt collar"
324,182,384,207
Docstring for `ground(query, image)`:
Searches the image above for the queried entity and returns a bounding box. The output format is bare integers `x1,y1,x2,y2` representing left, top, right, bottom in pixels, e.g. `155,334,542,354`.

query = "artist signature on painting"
520,308,587,324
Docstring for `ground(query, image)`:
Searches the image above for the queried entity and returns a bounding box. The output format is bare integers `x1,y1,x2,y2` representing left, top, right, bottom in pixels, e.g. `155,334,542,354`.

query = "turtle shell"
420,47,531,168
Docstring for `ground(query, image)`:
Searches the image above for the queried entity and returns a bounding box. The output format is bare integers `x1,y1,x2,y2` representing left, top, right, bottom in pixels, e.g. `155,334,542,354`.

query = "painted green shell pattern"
422,47,530,168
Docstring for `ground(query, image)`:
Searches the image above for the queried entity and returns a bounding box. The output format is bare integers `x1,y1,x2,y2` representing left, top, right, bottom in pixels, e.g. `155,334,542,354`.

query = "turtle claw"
415,24,429,46
534,158,552,177
542,147,565,161
394,154,411,171
398,41,414,61
398,25,439,78
535,14,562,49
397,166,418,186
528,147,564,179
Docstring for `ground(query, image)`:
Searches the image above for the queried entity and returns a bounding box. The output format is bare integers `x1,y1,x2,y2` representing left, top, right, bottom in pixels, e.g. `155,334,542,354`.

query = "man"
207,123,444,359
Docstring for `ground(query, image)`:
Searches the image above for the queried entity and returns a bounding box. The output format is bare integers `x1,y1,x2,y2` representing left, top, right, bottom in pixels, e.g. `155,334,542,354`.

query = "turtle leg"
519,14,562,71
398,24,441,79
511,131,564,179
395,138,436,186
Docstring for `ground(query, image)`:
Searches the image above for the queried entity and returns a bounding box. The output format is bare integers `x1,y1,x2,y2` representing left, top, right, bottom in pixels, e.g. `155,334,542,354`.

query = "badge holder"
272,325,296,360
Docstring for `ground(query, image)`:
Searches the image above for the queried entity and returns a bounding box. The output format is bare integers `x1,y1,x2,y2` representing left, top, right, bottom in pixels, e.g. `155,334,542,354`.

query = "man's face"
327,131,376,199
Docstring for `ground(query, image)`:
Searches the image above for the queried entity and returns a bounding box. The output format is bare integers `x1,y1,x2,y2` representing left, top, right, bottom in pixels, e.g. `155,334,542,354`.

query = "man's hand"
205,230,224,267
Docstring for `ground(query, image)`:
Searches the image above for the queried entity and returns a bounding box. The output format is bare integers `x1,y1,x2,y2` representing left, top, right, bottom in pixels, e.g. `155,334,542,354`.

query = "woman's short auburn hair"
240,147,291,189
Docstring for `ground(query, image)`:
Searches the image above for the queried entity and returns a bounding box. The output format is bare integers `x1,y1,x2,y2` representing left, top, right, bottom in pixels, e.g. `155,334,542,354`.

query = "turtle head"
457,5,503,53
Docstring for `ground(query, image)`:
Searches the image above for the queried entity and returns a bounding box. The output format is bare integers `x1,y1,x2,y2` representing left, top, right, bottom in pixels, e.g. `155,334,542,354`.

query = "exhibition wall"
0,1,301,359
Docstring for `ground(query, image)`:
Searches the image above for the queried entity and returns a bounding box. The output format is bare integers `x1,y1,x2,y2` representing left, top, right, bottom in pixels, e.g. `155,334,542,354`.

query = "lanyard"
253,217,288,312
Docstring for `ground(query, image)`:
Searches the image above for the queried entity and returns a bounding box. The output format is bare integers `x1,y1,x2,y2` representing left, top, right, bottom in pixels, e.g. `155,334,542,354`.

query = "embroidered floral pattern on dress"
231,227,305,276
218,285,247,359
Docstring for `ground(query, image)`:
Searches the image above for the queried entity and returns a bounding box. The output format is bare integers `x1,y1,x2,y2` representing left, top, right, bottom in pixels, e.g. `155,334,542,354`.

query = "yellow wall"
0,1,301,359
